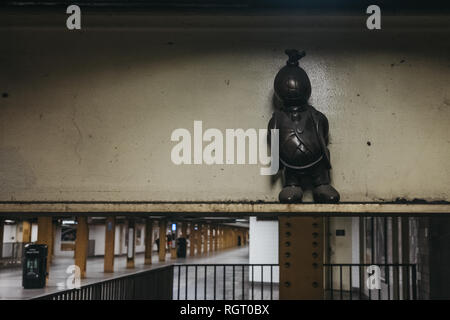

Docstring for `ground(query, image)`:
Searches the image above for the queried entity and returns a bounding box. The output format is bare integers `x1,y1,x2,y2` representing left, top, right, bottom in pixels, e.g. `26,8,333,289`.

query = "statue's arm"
317,111,330,146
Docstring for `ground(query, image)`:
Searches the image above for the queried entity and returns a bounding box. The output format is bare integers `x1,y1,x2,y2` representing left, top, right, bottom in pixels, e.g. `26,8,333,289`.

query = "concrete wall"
1,13,449,202
2,224,18,243
249,217,279,283
328,217,354,290
52,222,147,257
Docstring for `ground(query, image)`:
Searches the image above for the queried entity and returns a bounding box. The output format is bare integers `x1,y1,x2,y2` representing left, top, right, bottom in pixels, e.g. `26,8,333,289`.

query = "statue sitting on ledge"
268,49,340,203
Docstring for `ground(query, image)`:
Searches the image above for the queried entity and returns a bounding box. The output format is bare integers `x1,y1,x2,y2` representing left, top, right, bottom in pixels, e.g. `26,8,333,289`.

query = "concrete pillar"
198,223,203,255
144,219,153,265
202,224,208,255
181,222,187,238
74,216,88,279
279,216,324,300
51,221,57,256
159,220,167,262
195,224,202,255
189,224,195,257
126,219,135,269
208,224,214,254
104,216,115,273
22,221,32,243
37,216,53,276
170,222,177,259
213,226,218,252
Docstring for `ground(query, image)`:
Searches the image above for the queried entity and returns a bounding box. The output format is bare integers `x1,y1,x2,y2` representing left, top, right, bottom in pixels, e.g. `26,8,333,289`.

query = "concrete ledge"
1,10,449,31
0,202,449,216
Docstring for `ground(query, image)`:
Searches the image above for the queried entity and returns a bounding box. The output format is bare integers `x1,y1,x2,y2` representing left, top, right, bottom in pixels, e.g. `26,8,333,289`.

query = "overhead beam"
0,202,449,216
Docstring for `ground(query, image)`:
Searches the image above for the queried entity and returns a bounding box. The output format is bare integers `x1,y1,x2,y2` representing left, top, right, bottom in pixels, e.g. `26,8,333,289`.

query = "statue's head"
274,49,311,108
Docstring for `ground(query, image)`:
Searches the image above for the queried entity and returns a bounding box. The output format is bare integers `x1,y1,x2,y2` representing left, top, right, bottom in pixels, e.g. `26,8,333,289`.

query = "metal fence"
32,265,174,300
172,264,279,300
0,242,24,268
31,263,417,300
324,263,418,300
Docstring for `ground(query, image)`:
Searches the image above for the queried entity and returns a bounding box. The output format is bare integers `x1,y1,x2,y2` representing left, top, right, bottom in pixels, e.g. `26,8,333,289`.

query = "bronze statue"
269,49,340,203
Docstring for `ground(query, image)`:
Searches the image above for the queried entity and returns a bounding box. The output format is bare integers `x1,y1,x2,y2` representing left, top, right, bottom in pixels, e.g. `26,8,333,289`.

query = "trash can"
22,243,48,289
176,238,187,258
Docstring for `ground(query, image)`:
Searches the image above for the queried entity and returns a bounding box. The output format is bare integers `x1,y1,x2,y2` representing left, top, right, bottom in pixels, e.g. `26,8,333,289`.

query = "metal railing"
31,263,417,300
324,263,418,300
0,242,25,268
173,264,279,300
32,265,173,300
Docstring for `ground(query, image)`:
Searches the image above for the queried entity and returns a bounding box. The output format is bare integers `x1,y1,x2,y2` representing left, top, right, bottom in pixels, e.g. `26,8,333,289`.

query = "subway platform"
0,246,249,300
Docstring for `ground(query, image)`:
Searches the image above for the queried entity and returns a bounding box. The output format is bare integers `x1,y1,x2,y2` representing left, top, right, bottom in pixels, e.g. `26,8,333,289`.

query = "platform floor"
0,246,249,300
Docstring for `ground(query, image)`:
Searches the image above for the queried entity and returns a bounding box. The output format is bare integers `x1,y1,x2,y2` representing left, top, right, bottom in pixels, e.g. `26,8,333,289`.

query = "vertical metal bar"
242,265,245,300
349,266,352,300
330,265,334,300
387,265,391,300
261,265,264,300
223,265,226,300
384,217,388,266
185,265,188,300
232,265,235,300
204,266,207,300
339,265,343,300
406,266,410,300
371,217,375,263
195,265,198,300
177,265,181,300
214,265,217,300
252,265,254,300
359,265,362,300
270,266,273,300
397,266,400,300
378,282,381,300
412,265,417,300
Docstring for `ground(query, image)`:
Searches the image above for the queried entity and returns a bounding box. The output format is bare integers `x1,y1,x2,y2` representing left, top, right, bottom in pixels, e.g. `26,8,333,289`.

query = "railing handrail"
173,263,278,266
30,264,174,300
324,263,417,267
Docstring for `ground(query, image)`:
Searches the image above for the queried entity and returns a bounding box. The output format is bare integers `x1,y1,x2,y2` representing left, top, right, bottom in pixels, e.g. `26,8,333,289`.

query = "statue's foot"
313,184,340,203
279,186,303,203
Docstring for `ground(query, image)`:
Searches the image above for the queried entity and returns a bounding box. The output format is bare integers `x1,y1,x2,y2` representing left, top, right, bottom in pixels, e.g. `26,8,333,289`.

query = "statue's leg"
311,162,340,203
279,167,303,203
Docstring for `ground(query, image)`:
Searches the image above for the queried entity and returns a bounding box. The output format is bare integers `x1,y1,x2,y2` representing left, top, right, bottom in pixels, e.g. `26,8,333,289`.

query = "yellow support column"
22,221,32,243
208,225,213,254
74,216,88,279
202,224,208,255
144,219,153,265
195,224,202,255
213,226,218,252
279,216,324,300
37,217,53,277
104,216,115,273
189,224,195,257
198,224,203,255
159,220,167,262
181,222,187,239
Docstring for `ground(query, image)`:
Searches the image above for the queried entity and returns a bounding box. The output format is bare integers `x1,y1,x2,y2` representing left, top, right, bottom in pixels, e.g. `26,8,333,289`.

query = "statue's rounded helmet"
274,49,311,106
